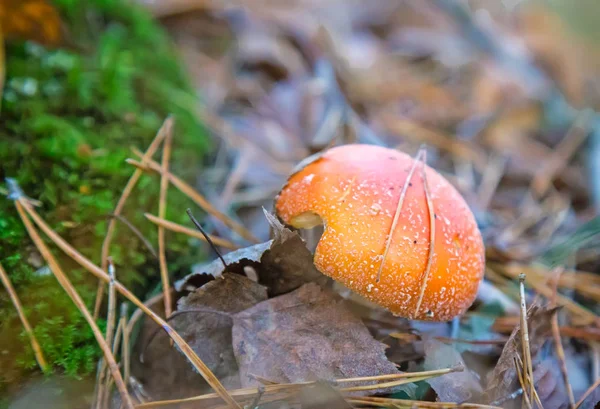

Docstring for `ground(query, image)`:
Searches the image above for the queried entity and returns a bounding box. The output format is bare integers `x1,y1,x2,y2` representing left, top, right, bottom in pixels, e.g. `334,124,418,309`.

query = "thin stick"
349,396,502,409
549,268,576,409
186,208,228,268
107,214,157,258
376,147,425,283
414,150,436,317
144,213,238,250
575,377,600,409
17,198,241,409
134,367,466,409
97,258,118,409
157,122,174,317
336,366,461,383
0,261,48,372
514,356,532,409
518,274,536,406
112,311,125,356
125,291,166,339
127,154,259,244
94,118,171,319
121,303,131,385
339,374,434,392
15,201,135,409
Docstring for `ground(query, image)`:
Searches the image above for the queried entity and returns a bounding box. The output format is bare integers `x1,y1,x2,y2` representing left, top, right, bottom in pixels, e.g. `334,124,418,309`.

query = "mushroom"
275,144,485,321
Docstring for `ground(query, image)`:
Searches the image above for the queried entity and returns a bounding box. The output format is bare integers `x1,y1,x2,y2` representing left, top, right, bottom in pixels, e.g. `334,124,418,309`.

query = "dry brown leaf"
423,340,482,403
231,283,413,396
133,273,267,400
178,211,328,296
485,304,558,403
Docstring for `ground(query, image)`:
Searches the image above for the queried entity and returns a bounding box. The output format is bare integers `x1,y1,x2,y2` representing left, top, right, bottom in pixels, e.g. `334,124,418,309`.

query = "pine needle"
157,119,174,317
94,118,171,319
16,197,241,409
0,261,48,372
127,154,259,244
144,213,238,250
15,201,135,409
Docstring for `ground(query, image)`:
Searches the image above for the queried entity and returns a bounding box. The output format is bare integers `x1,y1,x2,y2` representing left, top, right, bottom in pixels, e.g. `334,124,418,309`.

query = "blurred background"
2,0,600,408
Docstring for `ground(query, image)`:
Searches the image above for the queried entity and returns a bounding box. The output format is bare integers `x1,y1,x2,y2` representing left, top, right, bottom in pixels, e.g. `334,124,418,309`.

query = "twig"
518,274,536,406
349,396,502,409
158,121,174,317
15,201,135,409
16,198,241,409
336,366,461,384
127,154,259,244
94,118,171,319
97,258,119,409
186,208,228,268
134,367,467,409
107,214,157,258
414,148,436,318
549,268,576,409
144,213,238,250
121,303,131,385
514,356,532,409
339,374,434,392
0,261,48,372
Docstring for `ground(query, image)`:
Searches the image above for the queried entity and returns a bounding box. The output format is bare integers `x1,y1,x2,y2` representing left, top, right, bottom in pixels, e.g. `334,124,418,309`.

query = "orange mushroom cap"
275,144,485,321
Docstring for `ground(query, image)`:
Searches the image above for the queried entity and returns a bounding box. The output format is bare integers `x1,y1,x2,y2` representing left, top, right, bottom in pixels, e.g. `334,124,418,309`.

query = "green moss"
0,0,209,385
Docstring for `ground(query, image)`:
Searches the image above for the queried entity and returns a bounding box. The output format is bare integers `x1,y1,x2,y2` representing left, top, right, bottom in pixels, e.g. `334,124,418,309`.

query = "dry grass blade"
96,258,119,409
0,261,48,372
518,274,536,406
158,120,174,317
144,213,238,250
134,368,460,408
514,356,532,409
94,118,171,319
339,374,443,392
336,366,461,383
376,147,425,283
135,382,311,408
17,198,241,409
15,201,135,409
549,268,576,409
575,377,600,409
127,154,259,244
414,149,436,317
347,396,502,409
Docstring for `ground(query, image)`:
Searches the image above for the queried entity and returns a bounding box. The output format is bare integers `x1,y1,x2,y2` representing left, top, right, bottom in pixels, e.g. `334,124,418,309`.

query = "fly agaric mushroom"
275,144,484,321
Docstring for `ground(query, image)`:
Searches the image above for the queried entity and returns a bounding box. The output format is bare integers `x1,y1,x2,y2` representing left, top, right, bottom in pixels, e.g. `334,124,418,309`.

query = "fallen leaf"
133,273,267,400
231,283,413,396
178,211,328,296
299,382,354,409
485,304,558,403
423,340,482,403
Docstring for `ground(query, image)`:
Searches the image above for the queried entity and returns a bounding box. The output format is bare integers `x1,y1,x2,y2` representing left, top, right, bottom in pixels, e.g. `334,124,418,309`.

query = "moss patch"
0,0,209,388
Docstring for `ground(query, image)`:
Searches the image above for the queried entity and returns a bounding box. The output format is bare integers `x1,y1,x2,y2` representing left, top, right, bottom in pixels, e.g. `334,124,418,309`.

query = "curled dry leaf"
133,273,267,400
231,283,414,396
423,340,482,403
178,211,328,296
485,304,558,404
